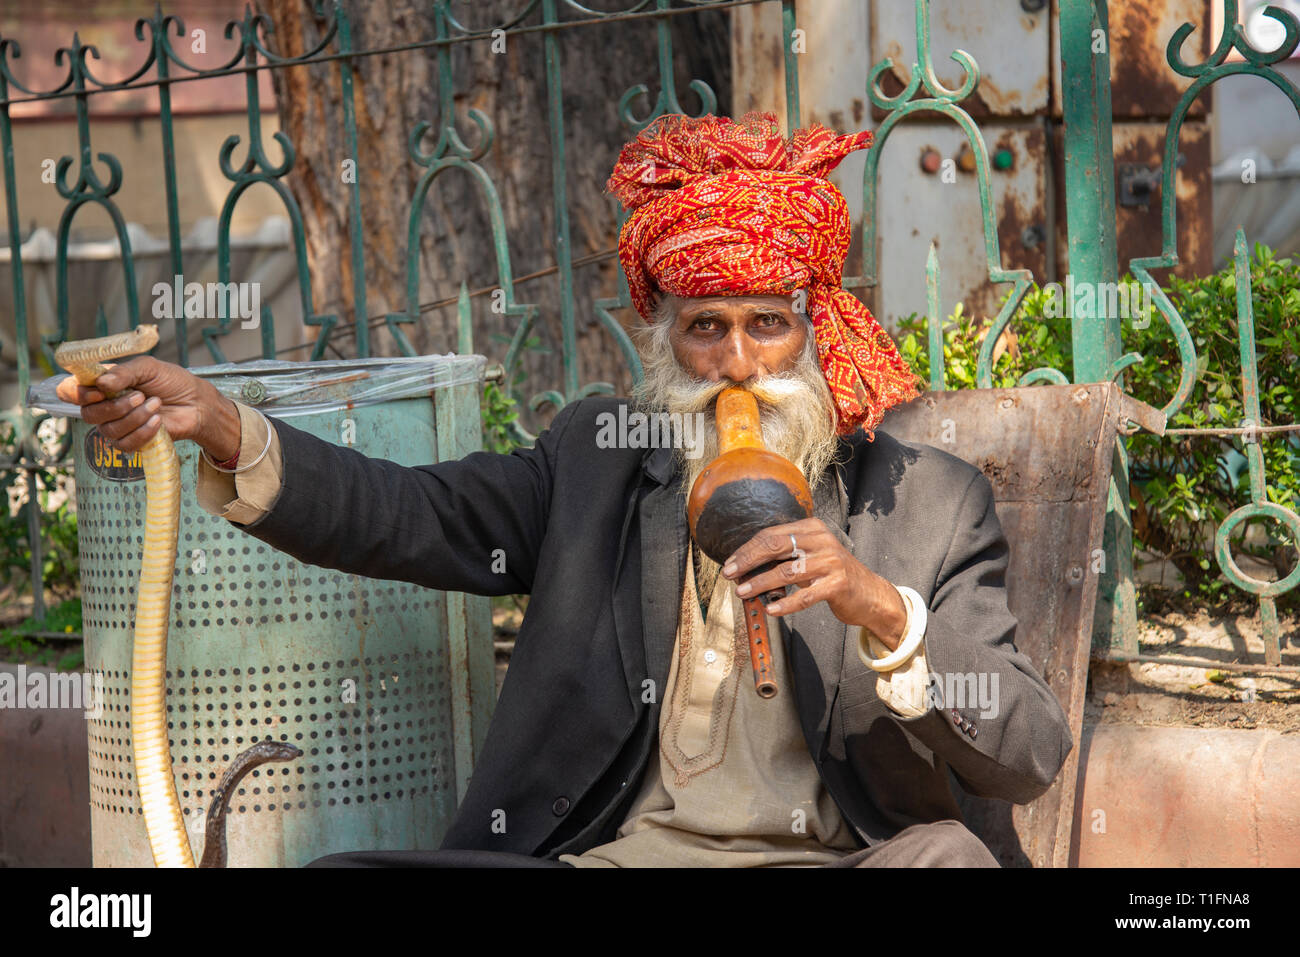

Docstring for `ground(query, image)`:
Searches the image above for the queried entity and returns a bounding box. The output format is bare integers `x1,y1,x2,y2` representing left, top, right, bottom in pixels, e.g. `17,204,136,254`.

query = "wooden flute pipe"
687,388,814,699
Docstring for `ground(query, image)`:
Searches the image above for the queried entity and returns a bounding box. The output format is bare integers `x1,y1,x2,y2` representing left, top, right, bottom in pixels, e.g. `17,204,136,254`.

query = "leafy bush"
895,242,1299,609
897,286,1073,390
0,417,79,600
480,331,551,455
0,597,83,669
480,380,522,455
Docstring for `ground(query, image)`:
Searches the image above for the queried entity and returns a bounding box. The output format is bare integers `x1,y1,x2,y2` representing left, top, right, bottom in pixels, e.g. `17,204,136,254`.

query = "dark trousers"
305,820,998,868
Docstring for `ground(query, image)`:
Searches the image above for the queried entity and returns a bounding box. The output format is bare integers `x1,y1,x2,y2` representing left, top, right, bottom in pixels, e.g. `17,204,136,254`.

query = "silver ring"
789,534,799,559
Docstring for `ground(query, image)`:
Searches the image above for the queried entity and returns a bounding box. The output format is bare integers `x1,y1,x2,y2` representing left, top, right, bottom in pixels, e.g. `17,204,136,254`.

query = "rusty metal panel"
869,122,1048,328
730,0,790,122
1052,120,1212,282
732,0,871,135
878,382,1123,867
870,0,1051,121
1050,0,1212,119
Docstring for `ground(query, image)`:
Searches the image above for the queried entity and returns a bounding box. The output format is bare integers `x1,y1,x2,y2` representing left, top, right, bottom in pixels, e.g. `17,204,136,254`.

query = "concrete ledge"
1071,723,1300,867
6,666,1299,868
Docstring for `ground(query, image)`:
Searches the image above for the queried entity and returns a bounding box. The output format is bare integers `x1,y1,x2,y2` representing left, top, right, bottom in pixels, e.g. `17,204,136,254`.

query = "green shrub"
896,242,1299,609
480,379,522,455
897,286,1073,390
0,596,83,669
480,331,550,455
0,417,79,601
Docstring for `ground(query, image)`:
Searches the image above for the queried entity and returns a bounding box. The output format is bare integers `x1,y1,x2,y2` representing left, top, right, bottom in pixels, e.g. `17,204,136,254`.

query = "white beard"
631,320,842,531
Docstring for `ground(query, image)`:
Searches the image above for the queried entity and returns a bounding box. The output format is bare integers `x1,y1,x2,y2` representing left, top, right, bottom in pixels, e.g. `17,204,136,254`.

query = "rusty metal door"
869,0,1053,324
1049,0,1214,281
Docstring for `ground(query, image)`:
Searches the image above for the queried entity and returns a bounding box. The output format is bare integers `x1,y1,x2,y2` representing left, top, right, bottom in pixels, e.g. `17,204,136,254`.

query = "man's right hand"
54,356,242,461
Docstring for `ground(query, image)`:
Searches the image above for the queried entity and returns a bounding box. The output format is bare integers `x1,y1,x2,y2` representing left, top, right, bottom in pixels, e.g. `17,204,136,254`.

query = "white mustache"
660,371,812,417
742,375,813,406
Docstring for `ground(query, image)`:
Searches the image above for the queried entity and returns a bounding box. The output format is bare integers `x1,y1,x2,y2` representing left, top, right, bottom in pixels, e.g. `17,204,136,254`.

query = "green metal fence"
2,0,1298,668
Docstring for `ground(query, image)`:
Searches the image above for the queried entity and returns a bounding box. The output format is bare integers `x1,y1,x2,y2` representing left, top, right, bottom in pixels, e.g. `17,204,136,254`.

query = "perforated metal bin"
46,355,494,867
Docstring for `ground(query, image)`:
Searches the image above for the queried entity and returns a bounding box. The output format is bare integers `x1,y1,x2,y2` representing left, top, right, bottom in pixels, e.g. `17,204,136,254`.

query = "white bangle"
860,584,927,672
200,408,274,474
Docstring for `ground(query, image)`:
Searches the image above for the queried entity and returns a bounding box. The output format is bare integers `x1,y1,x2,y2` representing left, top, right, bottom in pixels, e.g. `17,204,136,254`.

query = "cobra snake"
57,325,300,868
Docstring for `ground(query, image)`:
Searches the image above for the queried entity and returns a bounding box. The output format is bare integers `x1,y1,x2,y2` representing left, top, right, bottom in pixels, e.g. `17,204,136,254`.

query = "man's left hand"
721,517,908,651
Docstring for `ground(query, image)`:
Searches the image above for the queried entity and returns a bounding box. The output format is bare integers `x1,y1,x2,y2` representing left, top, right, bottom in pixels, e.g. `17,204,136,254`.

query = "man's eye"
754,313,782,326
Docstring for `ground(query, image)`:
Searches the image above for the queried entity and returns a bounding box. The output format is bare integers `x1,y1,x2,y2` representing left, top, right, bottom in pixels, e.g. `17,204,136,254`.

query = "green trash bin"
31,354,495,867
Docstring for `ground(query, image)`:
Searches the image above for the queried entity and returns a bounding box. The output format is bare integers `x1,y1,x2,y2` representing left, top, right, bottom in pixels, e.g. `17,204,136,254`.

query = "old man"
57,112,1072,867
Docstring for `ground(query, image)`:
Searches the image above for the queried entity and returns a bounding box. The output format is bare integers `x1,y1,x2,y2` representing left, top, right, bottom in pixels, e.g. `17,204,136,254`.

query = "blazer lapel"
637,446,688,702
610,477,648,709
780,458,851,762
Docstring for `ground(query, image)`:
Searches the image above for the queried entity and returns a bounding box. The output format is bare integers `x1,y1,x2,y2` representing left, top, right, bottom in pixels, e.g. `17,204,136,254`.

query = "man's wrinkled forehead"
668,293,801,318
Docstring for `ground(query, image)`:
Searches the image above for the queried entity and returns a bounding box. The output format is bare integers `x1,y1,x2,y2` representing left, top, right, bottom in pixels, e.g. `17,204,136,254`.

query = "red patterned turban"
606,111,920,438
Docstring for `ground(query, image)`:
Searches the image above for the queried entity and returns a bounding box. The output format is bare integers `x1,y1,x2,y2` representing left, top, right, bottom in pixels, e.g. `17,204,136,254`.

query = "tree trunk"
258,1,728,432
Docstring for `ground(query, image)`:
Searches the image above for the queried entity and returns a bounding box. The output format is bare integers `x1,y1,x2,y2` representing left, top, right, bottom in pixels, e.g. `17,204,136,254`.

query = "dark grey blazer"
235,396,1073,857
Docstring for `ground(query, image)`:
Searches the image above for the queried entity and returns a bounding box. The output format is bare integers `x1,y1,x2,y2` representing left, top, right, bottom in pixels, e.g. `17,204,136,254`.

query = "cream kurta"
560,551,863,867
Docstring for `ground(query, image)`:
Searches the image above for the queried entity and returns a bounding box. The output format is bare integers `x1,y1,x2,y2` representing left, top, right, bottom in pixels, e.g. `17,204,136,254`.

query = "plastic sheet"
28,354,487,419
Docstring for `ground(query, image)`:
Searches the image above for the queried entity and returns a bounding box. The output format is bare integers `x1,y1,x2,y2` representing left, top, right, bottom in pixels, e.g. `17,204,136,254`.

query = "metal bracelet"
200,408,274,474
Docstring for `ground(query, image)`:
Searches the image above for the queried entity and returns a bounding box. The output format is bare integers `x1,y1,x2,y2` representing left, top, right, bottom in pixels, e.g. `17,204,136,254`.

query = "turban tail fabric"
606,111,921,438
